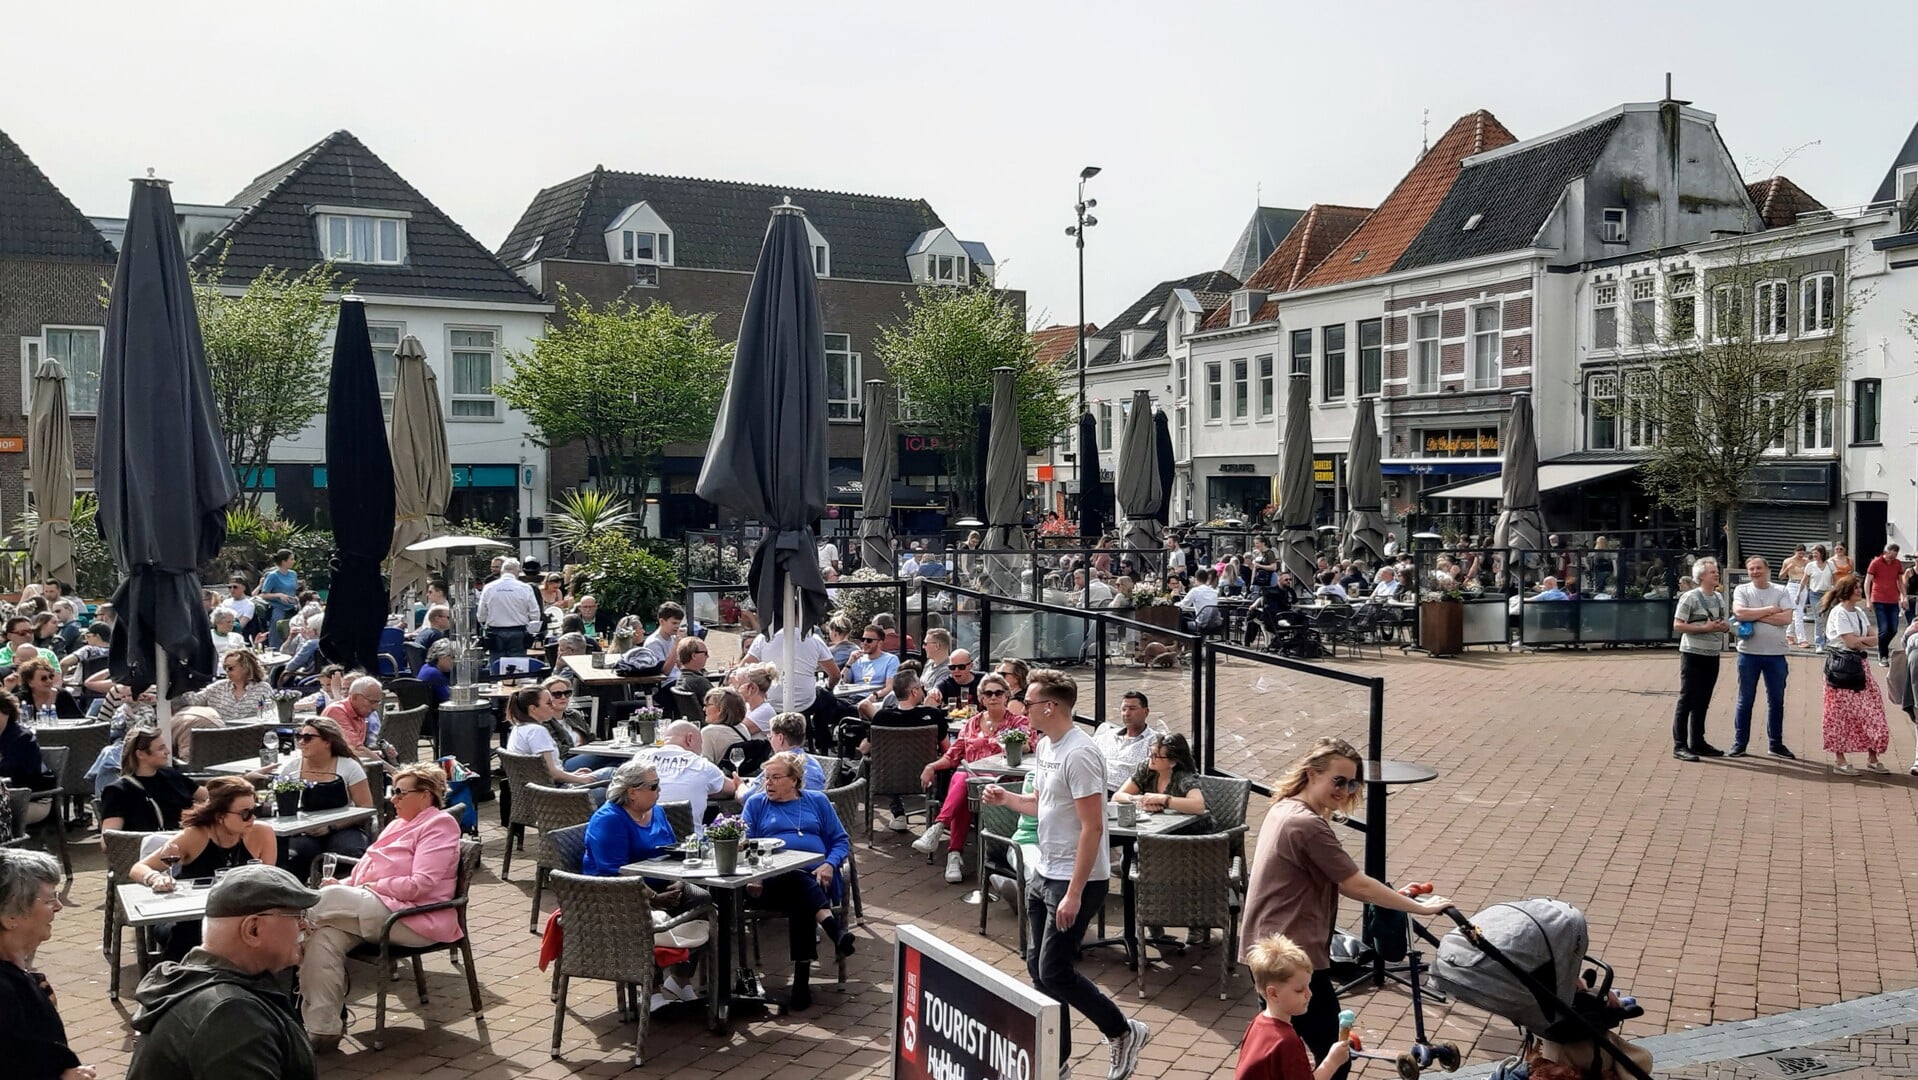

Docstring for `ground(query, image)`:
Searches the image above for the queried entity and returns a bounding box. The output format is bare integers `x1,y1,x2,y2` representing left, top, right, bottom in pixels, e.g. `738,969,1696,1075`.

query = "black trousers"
1290,969,1351,1080
1672,651,1721,750
486,627,530,662
750,869,831,962
1026,876,1126,1062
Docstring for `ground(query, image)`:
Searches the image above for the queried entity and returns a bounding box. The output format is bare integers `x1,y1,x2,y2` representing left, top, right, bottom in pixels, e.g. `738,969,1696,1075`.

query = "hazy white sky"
7,1,1910,329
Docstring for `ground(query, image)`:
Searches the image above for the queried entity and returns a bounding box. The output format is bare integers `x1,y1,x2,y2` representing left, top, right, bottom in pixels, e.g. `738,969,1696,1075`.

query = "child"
1236,933,1352,1080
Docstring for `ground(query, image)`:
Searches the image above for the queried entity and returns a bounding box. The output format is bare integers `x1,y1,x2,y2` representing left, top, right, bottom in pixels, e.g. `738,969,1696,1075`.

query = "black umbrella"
96,177,239,699
1077,412,1105,542
319,297,396,673
858,379,896,575
1277,373,1318,585
695,203,829,662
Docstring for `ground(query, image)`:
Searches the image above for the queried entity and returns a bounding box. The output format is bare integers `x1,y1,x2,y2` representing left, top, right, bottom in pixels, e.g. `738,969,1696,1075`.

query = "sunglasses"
551,690,573,698
861,637,880,644
950,663,970,670
294,732,321,743
633,780,661,791
978,689,1007,698
393,786,428,798
231,807,256,821
1329,775,1364,793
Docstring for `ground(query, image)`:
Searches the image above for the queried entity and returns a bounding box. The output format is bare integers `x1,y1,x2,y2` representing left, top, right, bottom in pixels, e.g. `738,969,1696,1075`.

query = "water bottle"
37,703,54,729
260,731,277,767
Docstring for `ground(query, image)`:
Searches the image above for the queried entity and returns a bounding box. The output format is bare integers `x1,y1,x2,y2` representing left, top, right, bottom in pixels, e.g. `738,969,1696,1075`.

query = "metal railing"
1401,545,1693,650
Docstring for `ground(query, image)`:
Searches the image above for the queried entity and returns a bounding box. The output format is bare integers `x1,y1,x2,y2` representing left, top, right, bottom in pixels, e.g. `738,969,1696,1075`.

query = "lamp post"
1065,165,1100,414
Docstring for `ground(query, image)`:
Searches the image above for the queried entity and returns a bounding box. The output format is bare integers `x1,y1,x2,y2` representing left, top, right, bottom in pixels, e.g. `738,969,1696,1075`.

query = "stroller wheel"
1434,1044,1461,1072
1396,1051,1422,1080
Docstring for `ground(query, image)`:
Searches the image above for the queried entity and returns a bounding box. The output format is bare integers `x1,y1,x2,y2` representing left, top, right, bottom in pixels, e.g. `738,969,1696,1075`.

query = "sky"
6,1,1910,330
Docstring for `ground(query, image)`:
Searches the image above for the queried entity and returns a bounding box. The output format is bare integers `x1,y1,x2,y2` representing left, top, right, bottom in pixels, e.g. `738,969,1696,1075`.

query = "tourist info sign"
893,924,1061,1080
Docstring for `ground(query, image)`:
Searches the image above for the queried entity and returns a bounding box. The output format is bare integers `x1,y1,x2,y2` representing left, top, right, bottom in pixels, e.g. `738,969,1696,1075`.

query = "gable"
1090,269,1239,366
1871,120,1918,206
1199,204,1370,331
0,129,115,261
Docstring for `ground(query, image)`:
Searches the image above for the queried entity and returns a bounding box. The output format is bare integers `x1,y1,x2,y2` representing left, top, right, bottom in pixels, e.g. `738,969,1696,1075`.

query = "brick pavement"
35,644,1918,1077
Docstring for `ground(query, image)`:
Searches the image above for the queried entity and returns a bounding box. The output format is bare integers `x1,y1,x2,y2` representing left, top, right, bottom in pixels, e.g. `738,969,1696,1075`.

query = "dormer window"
1899,164,1918,204
1230,292,1251,327
814,244,830,277
926,253,969,284
313,207,409,265
604,202,676,270
621,230,669,264
1121,329,1149,361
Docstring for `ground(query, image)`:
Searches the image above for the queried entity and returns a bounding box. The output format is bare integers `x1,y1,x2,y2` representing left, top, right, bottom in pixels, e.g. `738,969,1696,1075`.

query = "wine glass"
159,843,184,887
727,744,746,773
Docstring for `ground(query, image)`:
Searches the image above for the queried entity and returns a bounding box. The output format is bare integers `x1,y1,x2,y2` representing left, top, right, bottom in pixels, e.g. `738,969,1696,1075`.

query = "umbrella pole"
782,580,800,711
154,642,172,731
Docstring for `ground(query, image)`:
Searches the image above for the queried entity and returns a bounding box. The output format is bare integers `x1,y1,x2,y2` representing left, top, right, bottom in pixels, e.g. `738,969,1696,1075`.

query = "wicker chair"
380,705,429,765
338,837,485,1050
668,686,700,722
1131,825,1246,1000
861,724,940,840
544,823,588,876
184,722,277,772
1192,774,1253,862
101,827,162,998
812,754,844,789
974,798,1030,953
524,783,596,933
823,778,865,920
35,722,109,824
658,800,696,843
25,747,72,886
494,749,553,879
547,870,712,1066
744,785,859,986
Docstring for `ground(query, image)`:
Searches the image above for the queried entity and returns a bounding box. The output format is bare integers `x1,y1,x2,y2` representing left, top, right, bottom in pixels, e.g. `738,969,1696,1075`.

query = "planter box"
1419,600,1464,657
1132,604,1183,647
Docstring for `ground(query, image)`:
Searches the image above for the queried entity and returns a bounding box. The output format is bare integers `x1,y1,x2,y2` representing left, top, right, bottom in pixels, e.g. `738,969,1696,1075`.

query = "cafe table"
560,655,664,738
1335,757,1440,993
619,846,820,1031
1088,801,1204,969
263,804,378,837
115,880,210,927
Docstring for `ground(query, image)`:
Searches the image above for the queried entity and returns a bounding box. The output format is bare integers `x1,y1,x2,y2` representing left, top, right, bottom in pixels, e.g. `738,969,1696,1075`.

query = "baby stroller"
1427,900,1652,1080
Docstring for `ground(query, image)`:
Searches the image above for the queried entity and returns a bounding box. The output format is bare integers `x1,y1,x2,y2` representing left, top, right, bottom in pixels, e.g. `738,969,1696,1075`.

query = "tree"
876,285,1072,512
1624,243,1859,585
192,248,344,509
496,287,732,520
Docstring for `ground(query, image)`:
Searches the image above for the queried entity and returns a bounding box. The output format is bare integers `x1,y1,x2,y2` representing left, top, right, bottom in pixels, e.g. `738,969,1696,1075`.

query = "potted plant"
705,813,748,875
1129,583,1183,645
272,689,302,725
1418,587,1465,657
625,705,666,745
1001,727,1031,767
270,776,307,818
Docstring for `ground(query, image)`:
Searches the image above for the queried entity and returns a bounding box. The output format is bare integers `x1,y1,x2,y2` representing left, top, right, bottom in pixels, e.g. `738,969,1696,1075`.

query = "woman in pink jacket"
910,673,1029,883
299,763,463,1052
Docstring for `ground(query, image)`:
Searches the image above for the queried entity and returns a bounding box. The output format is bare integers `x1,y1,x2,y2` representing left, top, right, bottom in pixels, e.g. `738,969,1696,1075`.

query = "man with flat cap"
127,864,319,1080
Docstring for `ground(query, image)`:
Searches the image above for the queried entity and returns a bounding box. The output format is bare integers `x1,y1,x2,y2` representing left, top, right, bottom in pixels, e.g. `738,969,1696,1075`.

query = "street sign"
893,924,1060,1080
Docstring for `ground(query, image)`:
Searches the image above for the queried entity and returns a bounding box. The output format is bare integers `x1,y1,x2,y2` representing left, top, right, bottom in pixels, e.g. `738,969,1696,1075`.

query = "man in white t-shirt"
817,539,840,575
1090,690,1155,791
1730,555,1796,759
983,670,1150,1078
744,629,839,710
649,721,737,831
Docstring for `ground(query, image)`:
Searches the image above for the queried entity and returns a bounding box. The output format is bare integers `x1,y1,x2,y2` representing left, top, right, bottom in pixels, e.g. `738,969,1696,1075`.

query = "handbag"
1825,648,1867,690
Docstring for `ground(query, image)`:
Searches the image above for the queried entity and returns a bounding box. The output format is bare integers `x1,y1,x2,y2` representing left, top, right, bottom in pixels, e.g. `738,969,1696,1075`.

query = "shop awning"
1424,460,1640,501
1380,458,1500,476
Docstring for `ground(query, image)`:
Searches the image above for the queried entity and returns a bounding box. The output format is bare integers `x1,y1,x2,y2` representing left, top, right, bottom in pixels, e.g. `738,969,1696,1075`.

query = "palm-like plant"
549,489,637,557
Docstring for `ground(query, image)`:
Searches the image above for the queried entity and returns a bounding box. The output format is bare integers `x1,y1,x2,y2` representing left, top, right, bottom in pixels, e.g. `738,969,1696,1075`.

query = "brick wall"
0,256,113,526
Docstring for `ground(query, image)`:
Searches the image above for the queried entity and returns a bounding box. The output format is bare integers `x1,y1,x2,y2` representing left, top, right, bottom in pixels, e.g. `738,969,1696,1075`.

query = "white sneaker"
1108,1018,1151,1080
888,814,912,832
989,873,1019,898
1185,927,1208,946
945,851,965,883
1909,760,1918,777
649,991,674,1013
912,822,948,854
661,971,702,1001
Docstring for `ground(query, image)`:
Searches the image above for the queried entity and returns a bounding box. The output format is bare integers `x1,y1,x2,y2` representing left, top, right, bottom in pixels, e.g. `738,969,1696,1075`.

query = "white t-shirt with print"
1032,725,1111,882
748,632,833,709
650,745,729,829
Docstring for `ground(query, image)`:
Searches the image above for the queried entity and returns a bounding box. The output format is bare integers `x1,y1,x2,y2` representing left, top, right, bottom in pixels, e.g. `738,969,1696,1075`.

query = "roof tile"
1198,204,1370,330
0,128,115,261
1746,175,1825,229
1033,323,1095,367
1087,269,1239,366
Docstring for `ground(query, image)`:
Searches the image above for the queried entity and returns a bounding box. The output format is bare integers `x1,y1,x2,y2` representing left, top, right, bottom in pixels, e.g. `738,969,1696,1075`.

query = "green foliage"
190,248,346,509
572,532,684,624
445,517,512,582
876,286,1071,510
548,489,636,560
829,568,901,633
497,288,733,513
203,505,335,590
14,494,115,597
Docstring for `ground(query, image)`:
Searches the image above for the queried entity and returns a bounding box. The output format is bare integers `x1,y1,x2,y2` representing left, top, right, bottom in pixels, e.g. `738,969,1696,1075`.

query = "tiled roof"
1870,120,1918,206
1296,110,1518,289
0,128,115,261
1033,323,1095,367
193,131,542,304
1088,269,1239,367
1394,115,1621,272
497,168,945,283
1747,176,1825,229
1221,206,1306,281
1198,204,1370,330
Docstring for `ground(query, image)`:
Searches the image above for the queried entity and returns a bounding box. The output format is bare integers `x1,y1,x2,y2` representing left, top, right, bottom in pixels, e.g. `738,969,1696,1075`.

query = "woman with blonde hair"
1240,738,1453,1078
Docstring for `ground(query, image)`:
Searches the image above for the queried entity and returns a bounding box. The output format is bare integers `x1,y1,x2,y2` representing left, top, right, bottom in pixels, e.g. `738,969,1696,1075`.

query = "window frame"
1754,279,1789,341
1357,318,1382,397
1667,273,1697,341
1626,278,1656,346
1592,282,1619,351
1621,368,1656,450
1257,354,1275,417
368,321,405,421
1600,208,1628,244
1853,377,1882,446
1288,328,1312,378
1412,313,1440,394
27,325,106,416
1468,303,1501,390
1799,272,1835,336
1586,372,1618,451
926,253,969,285
814,243,830,278
316,212,408,266
1204,360,1223,422
1710,283,1744,343
1230,357,1250,420
1898,164,1918,205
1321,324,1346,401
823,332,861,421
1800,389,1835,453
1230,292,1251,327
446,325,502,421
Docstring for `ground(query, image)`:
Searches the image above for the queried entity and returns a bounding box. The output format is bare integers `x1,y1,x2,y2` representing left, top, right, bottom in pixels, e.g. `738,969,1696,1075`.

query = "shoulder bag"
1824,608,1868,691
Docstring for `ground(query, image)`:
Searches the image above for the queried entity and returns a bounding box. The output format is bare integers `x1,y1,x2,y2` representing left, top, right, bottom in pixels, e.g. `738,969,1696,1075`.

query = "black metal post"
1200,644,1215,775
1094,618,1108,723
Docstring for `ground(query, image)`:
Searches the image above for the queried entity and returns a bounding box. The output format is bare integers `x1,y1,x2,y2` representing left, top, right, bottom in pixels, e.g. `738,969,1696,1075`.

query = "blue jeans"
1873,602,1900,661
1807,590,1826,647
1733,652,1788,751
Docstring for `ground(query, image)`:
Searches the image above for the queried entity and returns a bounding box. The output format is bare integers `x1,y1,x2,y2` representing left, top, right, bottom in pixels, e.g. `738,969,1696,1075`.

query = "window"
1469,305,1500,389
1755,375,1788,451
621,230,659,263
1899,164,1918,204
824,333,861,420
1854,378,1882,444
1711,283,1744,341
813,244,830,278
1755,280,1789,339
35,326,104,414
896,383,921,423
926,254,968,284
1593,283,1618,349
369,323,402,420
1175,357,1187,401
1322,324,1346,401
1289,329,1311,377
1587,373,1618,451
1627,279,1656,345
1205,361,1222,420
1231,358,1249,419
1800,391,1835,452
1358,318,1382,397
1230,292,1252,327
318,213,405,265
1173,406,1187,459
448,327,499,419
1622,369,1656,449
1800,273,1835,335
1601,208,1627,244
1121,329,1147,361
1413,313,1440,393
1257,354,1275,416
1098,402,1114,448
1668,273,1696,340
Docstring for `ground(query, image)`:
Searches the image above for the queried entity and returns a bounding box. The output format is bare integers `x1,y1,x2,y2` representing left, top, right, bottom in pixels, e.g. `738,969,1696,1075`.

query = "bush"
830,568,902,634
573,532,683,626
15,494,119,598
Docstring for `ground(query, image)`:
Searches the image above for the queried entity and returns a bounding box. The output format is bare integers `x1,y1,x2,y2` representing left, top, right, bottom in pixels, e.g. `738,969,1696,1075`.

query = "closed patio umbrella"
1077,411,1107,543
1341,397,1388,565
859,379,896,575
1116,389,1165,582
695,202,830,697
319,297,396,673
1277,374,1318,586
388,333,452,599
28,357,76,589
96,177,239,700
982,367,1027,594
1493,391,1547,586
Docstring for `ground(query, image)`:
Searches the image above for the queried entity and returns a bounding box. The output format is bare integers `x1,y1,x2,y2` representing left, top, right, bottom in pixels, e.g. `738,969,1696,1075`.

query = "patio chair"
23,747,72,886
743,784,858,986
494,749,552,879
546,870,713,1067
1131,826,1246,1000
975,797,1030,954
184,722,277,772
668,686,701,722
1344,605,1388,659
658,799,696,843
524,783,597,932
379,705,429,765
861,724,941,841
338,837,484,1050
824,778,866,920
101,827,163,998
35,722,110,825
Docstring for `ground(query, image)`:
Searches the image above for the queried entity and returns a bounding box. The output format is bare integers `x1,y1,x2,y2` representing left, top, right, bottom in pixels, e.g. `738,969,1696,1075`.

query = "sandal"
1867,760,1891,774
1832,763,1860,776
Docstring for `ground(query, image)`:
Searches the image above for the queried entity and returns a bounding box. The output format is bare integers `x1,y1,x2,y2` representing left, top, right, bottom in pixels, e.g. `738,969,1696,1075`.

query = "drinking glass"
159,844,184,885
321,852,339,883
727,744,746,772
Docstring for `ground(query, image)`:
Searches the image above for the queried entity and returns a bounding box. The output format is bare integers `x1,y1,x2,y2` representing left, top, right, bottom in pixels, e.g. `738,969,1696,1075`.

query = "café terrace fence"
1401,545,1703,650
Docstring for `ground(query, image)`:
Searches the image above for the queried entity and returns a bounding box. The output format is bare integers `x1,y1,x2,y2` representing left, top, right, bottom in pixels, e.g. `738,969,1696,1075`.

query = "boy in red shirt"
1236,933,1352,1080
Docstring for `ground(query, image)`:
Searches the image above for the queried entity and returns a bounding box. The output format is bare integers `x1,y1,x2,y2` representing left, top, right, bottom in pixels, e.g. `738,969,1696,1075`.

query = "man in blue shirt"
840,624,899,689
1530,577,1571,602
256,550,301,649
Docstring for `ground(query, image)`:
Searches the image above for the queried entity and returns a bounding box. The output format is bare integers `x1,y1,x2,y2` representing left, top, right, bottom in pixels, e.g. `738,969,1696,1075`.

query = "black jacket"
0,959,80,1079
126,948,316,1080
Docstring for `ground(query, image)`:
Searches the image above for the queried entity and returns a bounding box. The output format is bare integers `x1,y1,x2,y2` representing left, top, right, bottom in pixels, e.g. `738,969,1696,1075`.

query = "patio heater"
404,533,510,705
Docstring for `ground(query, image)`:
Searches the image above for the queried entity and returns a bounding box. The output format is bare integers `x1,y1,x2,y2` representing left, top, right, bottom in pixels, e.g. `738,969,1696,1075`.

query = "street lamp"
1064,165,1100,414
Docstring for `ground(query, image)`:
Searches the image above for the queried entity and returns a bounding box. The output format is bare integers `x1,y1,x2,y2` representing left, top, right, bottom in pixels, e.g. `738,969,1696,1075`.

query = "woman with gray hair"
581,757,711,1003
0,848,93,1079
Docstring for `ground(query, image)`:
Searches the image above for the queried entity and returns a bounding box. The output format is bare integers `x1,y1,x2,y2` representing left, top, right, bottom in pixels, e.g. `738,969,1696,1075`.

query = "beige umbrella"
387,334,453,598
28,357,75,589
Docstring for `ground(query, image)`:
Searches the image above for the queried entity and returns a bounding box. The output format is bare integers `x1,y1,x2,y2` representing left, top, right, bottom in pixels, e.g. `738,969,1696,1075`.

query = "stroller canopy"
1430,898,1588,1033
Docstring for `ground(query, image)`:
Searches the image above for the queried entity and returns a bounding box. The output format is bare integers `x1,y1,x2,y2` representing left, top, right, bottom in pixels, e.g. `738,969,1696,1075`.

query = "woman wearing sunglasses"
130,776,275,961
272,720,376,884
1239,738,1453,1079
912,674,1028,883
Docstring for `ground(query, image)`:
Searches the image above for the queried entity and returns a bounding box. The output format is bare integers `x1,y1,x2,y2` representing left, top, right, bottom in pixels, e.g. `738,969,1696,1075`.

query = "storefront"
1205,464,1272,522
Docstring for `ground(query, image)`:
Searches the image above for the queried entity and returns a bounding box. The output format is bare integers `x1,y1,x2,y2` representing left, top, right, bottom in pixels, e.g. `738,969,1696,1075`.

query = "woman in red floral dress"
1820,575,1889,775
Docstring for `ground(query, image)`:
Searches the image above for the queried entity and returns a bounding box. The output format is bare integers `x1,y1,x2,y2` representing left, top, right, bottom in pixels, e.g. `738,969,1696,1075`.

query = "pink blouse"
346,807,463,942
948,712,1027,767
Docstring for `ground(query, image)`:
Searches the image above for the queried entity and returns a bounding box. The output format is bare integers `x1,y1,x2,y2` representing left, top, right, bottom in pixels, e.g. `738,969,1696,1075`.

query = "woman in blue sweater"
582,759,710,1004
741,751,853,1011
